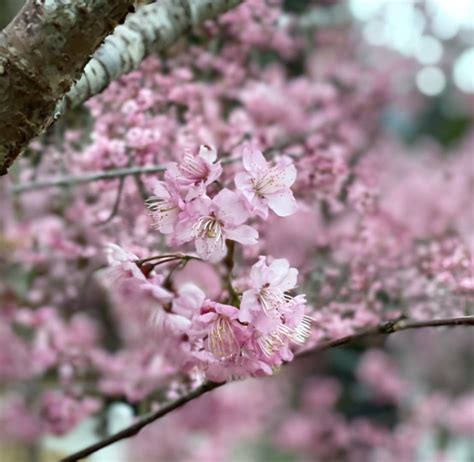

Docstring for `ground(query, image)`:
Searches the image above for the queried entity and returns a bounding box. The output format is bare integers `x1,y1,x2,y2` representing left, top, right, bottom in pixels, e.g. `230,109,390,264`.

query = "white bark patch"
60,0,243,111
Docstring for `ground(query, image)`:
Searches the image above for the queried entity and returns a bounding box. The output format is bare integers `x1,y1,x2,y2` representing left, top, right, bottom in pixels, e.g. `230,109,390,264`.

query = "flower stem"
224,240,239,306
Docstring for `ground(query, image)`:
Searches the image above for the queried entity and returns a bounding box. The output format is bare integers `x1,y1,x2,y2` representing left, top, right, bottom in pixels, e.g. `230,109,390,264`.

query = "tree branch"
61,315,474,462
11,164,167,193
296,315,474,358
61,381,223,462
10,136,299,194
59,0,244,112
0,0,244,176
0,0,135,175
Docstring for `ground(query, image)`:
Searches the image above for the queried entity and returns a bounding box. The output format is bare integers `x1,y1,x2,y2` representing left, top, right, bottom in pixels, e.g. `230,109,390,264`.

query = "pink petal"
249,256,268,288
173,283,206,315
239,290,259,323
166,314,192,333
214,189,249,226
242,146,267,172
234,171,253,192
173,215,196,245
105,243,138,264
226,224,258,245
215,303,239,318
268,259,298,291
266,190,297,217
198,144,217,163
280,163,297,187
206,163,223,185
195,237,227,262
151,180,171,199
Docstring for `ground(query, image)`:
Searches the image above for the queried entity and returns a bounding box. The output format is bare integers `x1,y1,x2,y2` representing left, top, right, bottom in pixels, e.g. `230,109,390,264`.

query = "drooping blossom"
104,243,143,281
235,144,297,218
104,243,172,301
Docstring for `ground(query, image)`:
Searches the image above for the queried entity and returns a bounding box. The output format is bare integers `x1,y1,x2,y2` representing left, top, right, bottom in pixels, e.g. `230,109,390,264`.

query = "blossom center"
207,316,240,359
253,168,280,197
194,216,223,240
258,287,294,318
180,153,209,182
147,197,179,227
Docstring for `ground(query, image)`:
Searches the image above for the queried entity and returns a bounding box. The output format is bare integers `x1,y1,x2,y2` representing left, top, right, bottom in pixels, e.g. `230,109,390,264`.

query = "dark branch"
62,315,474,462
60,381,223,462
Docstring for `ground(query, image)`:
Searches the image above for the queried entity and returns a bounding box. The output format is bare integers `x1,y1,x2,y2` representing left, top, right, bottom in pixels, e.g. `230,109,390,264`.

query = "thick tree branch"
59,0,244,112
0,0,135,175
0,0,244,176
61,315,474,462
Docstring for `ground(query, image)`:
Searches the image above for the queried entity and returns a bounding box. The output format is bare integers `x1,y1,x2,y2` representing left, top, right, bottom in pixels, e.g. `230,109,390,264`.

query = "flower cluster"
146,143,296,263
0,0,472,456
126,142,310,381
106,246,312,383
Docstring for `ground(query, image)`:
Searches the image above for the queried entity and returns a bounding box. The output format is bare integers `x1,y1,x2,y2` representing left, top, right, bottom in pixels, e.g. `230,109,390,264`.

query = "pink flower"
104,244,172,300
105,243,144,281
235,145,297,218
185,189,258,262
192,301,243,361
240,256,298,325
146,180,185,235
172,283,207,318
239,256,311,355
166,145,222,199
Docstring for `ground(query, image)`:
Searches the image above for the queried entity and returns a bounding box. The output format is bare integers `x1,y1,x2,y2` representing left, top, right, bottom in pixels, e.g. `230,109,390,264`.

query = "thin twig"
11,135,302,194
61,315,474,462
60,381,224,462
11,165,167,193
135,254,201,266
94,177,126,226
297,315,474,358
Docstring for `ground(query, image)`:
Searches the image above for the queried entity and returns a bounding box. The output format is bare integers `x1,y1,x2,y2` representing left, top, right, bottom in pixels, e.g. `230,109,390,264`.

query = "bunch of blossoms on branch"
106,143,312,382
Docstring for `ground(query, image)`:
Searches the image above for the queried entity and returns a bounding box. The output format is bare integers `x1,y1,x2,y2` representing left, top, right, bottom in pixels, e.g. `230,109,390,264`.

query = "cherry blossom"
185,189,258,262
146,179,186,235
235,144,297,218
0,0,472,458
166,144,222,200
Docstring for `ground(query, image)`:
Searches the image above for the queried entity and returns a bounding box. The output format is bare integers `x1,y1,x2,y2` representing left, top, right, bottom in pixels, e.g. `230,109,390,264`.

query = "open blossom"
184,189,258,262
239,256,312,355
235,145,297,218
192,301,243,360
146,179,186,235
166,145,222,199
239,256,298,326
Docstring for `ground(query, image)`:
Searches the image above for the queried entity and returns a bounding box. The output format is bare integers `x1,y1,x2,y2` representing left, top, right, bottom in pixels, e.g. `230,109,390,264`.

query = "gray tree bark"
0,0,244,177
60,0,243,111
0,0,134,175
